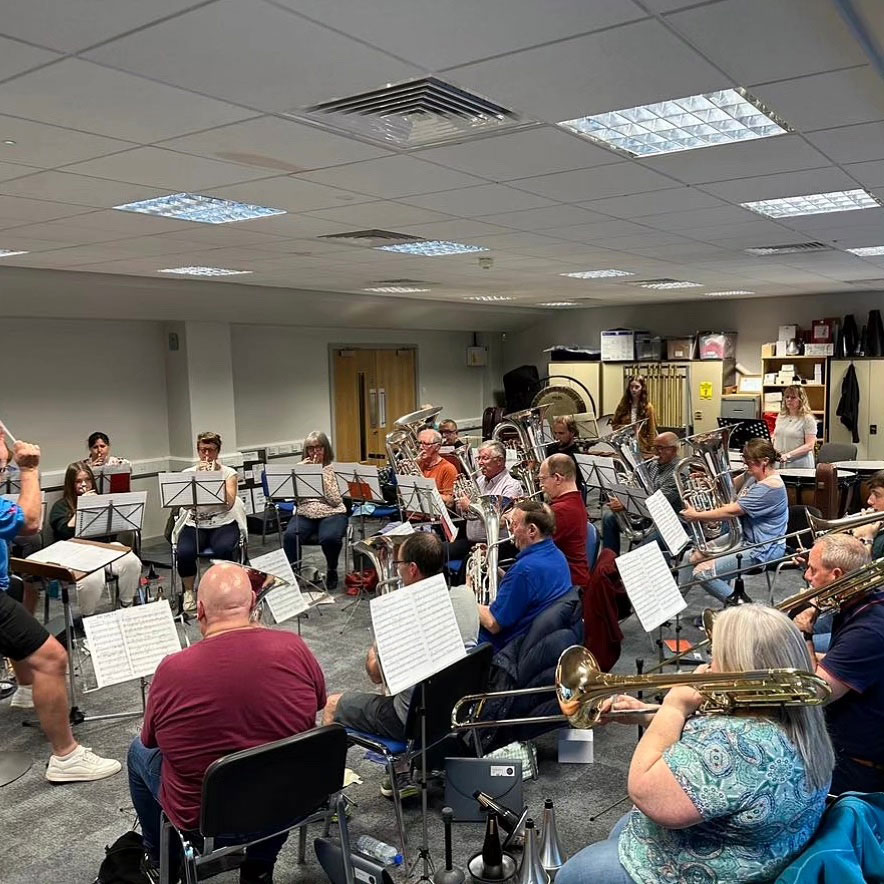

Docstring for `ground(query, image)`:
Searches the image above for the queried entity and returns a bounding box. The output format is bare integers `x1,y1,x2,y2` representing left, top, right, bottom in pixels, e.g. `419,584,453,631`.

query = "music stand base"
0,751,32,787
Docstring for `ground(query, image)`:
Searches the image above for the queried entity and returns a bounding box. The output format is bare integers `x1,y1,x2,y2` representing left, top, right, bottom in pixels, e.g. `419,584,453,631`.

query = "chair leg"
765,570,774,605
159,814,171,884
298,824,307,864
386,754,408,859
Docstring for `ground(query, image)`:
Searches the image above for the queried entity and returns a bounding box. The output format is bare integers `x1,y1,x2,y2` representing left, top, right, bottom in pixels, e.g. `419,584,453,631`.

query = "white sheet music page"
432,487,459,541
615,541,686,633
645,490,689,555
370,574,466,695
293,463,325,499
119,601,181,679
250,549,308,622
263,464,295,499
158,473,226,507
28,540,127,574
83,612,134,688
76,491,148,536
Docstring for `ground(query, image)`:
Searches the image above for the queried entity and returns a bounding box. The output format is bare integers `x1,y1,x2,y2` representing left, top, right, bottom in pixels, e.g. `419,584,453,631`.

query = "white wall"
231,325,501,447
502,290,884,376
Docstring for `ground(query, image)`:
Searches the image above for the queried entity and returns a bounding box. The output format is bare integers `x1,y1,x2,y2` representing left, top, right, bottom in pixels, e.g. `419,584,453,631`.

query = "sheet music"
84,601,181,689
237,489,254,516
395,475,438,514
608,482,649,517
382,521,415,537
645,490,689,555
75,491,147,537
432,486,459,541
575,454,618,490
28,540,127,574
158,473,226,507
333,462,383,502
263,464,295,499
370,574,467,695
292,463,326,499
615,542,686,633
250,549,308,622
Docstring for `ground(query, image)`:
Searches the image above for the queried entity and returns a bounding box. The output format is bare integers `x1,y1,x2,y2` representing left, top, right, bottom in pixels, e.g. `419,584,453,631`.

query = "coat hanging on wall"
836,363,860,443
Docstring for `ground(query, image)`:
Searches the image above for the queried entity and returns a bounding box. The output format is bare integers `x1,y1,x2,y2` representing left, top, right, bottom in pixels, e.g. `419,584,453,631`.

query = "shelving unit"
762,355,829,440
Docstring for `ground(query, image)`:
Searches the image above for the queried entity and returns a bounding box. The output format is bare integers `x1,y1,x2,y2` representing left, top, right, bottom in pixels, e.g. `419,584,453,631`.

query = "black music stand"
717,418,771,449
75,491,147,579
91,462,132,495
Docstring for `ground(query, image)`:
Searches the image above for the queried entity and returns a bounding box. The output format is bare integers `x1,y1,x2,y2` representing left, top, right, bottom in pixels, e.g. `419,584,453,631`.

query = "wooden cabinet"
762,355,828,439
828,359,884,458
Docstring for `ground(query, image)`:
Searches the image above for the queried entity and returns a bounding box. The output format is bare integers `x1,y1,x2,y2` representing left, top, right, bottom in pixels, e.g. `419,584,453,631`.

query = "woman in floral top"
556,605,834,884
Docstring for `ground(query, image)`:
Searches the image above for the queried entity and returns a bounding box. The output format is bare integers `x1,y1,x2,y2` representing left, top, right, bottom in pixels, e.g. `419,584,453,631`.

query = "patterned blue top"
618,715,829,884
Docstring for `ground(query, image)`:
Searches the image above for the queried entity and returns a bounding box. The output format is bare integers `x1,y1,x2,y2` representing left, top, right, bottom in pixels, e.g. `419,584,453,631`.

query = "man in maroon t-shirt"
127,563,326,884
539,454,590,590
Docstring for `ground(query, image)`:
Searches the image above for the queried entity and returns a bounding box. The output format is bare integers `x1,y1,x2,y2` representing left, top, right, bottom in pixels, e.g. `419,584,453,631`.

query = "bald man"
128,563,326,883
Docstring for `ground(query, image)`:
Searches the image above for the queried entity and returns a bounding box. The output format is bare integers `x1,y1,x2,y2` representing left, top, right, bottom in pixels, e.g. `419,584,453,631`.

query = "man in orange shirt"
417,428,457,507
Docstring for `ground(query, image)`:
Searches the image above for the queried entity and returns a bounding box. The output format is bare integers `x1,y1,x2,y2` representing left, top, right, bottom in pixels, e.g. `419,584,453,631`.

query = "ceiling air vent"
745,242,833,256
318,229,422,247
292,76,526,149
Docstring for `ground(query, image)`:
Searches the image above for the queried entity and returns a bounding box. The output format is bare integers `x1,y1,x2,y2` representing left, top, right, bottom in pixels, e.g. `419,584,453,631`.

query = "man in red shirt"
417,428,457,507
127,563,326,884
538,454,590,590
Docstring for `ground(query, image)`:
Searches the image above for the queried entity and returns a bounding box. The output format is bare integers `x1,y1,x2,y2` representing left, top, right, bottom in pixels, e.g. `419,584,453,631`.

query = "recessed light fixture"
377,240,488,257
463,295,514,302
741,189,880,218
635,280,702,290
559,269,634,279
158,266,253,277
2,140,15,146
705,290,755,297
538,301,580,307
0,249,28,257
846,246,884,257
115,193,286,224
559,88,789,158
745,242,831,256
364,285,431,293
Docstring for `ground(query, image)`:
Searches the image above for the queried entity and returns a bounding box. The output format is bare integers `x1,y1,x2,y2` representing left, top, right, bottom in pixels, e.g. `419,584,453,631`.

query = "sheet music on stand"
645,490,689,555
28,539,129,576
92,463,132,495
263,463,296,500
396,475,459,541
83,600,181,689
576,453,649,517
75,491,147,538
249,549,309,622
333,462,383,503
370,574,467,695
615,541,686,632
293,463,326,499
158,472,226,507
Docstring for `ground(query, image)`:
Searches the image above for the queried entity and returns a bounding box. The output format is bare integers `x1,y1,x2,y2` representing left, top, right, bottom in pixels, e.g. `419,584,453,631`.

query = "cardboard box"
775,340,788,357
778,324,798,341
762,342,777,358
804,343,834,356
666,336,695,361
558,728,594,763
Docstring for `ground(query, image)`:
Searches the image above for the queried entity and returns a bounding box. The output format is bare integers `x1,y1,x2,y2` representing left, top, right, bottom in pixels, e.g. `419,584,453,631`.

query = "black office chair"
159,724,354,884
817,442,857,464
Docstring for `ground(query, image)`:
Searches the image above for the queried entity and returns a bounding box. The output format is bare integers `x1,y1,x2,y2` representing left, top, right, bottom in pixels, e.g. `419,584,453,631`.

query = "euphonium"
385,404,443,477
674,426,742,555
353,533,405,594
491,404,551,496
464,493,508,605
453,448,482,505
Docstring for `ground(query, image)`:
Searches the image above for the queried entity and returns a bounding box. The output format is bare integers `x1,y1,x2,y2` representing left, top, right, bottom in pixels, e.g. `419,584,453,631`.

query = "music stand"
717,418,771,449
576,454,651,521
243,550,316,635
92,462,132,494
75,491,147,564
0,468,22,495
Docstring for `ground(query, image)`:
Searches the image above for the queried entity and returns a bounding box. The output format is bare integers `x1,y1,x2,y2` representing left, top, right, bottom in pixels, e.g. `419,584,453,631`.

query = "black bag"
96,831,152,884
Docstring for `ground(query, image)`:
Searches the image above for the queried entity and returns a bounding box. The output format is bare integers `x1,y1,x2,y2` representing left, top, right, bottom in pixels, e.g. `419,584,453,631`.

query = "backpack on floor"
96,830,153,884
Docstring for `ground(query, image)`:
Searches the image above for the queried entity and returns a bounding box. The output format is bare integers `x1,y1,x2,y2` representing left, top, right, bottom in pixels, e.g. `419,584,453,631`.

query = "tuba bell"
491,404,551,496
464,493,511,606
352,533,405,594
385,404,444,477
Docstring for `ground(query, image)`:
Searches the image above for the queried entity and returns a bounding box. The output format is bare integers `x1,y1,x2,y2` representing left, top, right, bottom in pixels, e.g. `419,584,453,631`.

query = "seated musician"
86,430,131,468
48,461,142,616
849,469,884,558
439,419,465,450
682,438,787,605
282,431,347,592
557,604,833,884
602,431,681,553
1,434,120,780
128,562,326,882
176,432,240,612
792,534,884,794
417,428,457,507
538,454,589,590
478,500,572,651
323,533,477,745
545,415,585,497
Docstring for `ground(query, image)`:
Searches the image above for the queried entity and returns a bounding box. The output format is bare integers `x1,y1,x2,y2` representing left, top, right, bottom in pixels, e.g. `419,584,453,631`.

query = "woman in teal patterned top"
557,606,834,884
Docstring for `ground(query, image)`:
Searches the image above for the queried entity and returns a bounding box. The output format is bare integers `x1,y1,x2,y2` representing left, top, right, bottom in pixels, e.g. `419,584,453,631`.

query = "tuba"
385,404,443,477
674,426,742,555
491,404,551,496
453,447,482,506
353,533,405,594
464,493,509,606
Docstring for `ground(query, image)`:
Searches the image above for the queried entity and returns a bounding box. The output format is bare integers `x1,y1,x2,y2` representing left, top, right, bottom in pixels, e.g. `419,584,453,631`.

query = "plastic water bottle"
355,834,403,866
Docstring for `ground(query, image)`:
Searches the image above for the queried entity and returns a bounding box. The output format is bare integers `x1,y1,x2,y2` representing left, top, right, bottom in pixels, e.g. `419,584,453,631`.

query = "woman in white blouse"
773,385,817,469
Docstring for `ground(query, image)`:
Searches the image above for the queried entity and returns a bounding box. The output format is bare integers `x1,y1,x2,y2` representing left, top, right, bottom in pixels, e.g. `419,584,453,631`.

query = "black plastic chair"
159,724,353,884
818,442,857,464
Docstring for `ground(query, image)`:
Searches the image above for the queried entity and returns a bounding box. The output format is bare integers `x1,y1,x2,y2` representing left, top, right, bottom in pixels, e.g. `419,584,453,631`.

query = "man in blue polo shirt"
477,499,572,651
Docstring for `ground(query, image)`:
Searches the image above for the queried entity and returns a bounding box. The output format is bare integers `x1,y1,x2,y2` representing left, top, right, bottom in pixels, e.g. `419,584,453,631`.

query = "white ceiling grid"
0,0,880,324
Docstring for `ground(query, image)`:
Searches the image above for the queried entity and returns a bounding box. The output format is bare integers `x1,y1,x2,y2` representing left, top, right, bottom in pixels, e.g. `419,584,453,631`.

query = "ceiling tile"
579,187,725,218
0,59,253,142
302,200,455,228
273,0,645,69
299,156,488,198
395,219,513,240
753,67,884,133
698,167,858,202
398,184,557,217
475,204,611,230
156,115,390,171
0,171,168,208
447,18,730,122
806,122,884,164
0,195,94,226
0,160,42,183
205,176,374,213
85,0,420,112
229,213,351,240
542,219,655,243
666,0,867,84
0,35,60,80
634,204,757,230
844,160,884,190
513,163,678,202
62,147,275,190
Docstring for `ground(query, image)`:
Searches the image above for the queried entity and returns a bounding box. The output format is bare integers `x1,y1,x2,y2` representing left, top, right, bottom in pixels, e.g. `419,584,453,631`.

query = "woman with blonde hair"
773,384,817,468
556,604,834,884
611,376,658,454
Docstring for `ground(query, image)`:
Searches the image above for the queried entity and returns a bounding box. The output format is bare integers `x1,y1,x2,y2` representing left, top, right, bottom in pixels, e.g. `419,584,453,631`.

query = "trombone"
451,645,830,731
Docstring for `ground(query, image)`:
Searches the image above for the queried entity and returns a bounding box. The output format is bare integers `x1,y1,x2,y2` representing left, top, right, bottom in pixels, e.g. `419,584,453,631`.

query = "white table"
831,461,884,473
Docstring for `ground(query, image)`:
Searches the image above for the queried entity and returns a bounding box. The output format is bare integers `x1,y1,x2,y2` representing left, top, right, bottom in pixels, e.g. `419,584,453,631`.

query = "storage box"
698,331,736,360
775,340,789,357
666,336,695,360
804,343,834,356
558,727,594,764
812,318,838,343
635,332,663,360
762,342,777,358
601,328,636,362
778,324,798,341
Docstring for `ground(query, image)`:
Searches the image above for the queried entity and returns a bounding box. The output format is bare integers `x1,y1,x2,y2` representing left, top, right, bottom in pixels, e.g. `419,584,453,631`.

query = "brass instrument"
353,533,405,594
196,457,218,471
491,404,551,496
385,404,443,477
464,494,509,605
452,448,482,506
674,426,742,555
451,644,830,731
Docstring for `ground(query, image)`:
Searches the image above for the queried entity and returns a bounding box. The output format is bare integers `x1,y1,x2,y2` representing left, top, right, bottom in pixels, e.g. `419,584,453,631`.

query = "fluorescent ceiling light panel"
377,240,488,257
538,301,579,307
364,285,431,293
560,269,634,279
559,89,789,158
158,266,253,277
463,295,513,302
115,193,285,224
705,290,755,296
846,246,884,256
0,249,28,257
637,280,702,290
741,189,880,218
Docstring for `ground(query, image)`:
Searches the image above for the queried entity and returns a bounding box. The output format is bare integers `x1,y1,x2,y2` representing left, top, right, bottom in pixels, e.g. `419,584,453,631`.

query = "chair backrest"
404,644,493,749
586,521,599,571
200,724,348,838
818,442,857,463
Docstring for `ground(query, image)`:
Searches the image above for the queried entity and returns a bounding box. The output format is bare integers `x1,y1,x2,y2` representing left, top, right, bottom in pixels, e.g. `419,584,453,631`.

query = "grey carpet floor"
0,530,806,883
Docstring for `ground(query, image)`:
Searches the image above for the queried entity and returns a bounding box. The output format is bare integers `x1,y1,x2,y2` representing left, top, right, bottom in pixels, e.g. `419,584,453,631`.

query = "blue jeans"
683,550,766,603
128,738,287,869
556,812,636,884
283,513,348,573
601,512,660,556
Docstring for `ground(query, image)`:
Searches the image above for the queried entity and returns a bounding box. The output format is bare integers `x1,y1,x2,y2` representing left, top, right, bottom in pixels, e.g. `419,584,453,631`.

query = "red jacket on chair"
582,548,629,672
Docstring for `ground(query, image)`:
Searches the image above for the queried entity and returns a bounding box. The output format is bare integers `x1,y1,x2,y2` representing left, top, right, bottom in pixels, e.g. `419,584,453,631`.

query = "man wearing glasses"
417,428,457,507
601,431,682,553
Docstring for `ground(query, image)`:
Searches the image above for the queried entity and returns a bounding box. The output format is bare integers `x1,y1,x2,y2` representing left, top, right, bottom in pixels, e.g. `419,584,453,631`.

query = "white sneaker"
10,683,34,709
183,590,197,613
46,745,122,783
